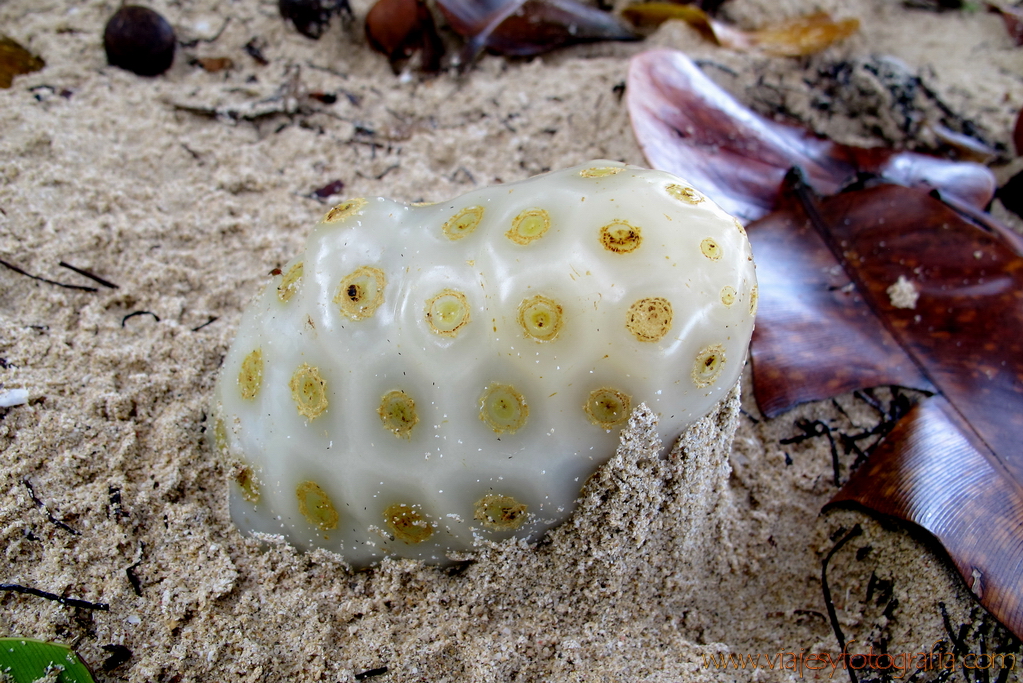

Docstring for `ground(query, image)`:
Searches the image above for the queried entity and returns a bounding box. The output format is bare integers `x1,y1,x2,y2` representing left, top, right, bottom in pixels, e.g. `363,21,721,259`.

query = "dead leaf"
193,57,234,73
311,179,345,198
746,175,1023,638
828,395,1023,639
0,35,44,89
740,12,860,57
747,181,933,417
627,44,1022,638
626,49,996,222
622,5,859,57
436,0,638,68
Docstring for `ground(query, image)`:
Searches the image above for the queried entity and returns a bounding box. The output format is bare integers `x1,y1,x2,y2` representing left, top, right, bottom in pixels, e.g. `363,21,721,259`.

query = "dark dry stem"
126,541,145,597
0,583,109,611
58,261,119,289
244,38,269,65
121,311,160,327
24,478,80,536
821,523,862,683
0,257,97,292
191,316,218,332
781,419,842,486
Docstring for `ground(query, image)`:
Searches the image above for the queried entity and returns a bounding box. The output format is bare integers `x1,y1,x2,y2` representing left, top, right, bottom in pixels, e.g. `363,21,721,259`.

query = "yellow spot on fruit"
384,503,433,544
442,206,484,240
479,383,528,434
721,286,736,306
625,297,673,342
666,183,704,204
507,208,550,245
335,265,386,321
701,238,722,261
297,481,338,531
323,198,367,224
234,463,260,503
579,166,622,178
692,344,726,388
238,349,264,400
378,390,418,439
474,494,527,531
749,285,759,317
733,217,747,237
584,388,631,429
277,262,303,303
290,363,328,420
213,414,228,454
600,220,642,254
425,289,471,337
517,294,563,342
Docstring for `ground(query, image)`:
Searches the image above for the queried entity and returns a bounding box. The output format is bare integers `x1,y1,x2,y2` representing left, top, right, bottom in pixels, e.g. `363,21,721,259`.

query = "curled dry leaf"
829,395,1023,640
626,49,996,222
746,175,1023,638
435,0,638,68
366,0,444,72
0,35,44,88
623,5,860,57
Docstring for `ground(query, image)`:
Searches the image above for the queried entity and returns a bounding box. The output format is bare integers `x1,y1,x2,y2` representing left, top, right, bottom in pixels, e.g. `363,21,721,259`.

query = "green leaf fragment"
0,638,96,683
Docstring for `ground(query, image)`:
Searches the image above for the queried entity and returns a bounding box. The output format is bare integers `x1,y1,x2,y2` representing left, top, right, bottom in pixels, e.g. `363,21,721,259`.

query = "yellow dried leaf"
741,12,860,57
622,4,859,57
622,3,715,39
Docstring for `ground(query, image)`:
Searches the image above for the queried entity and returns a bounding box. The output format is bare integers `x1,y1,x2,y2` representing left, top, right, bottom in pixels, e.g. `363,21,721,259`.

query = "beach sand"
1,0,1021,680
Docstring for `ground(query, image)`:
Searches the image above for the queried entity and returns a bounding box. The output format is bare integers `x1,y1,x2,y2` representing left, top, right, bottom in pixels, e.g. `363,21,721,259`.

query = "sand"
1,0,1021,680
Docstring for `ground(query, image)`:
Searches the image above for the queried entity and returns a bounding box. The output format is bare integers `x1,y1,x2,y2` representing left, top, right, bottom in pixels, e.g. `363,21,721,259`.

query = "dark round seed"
103,5,176,77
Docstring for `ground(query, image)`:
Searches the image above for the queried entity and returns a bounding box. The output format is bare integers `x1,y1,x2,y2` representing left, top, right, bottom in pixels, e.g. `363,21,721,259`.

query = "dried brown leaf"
746,178,1023,638
627,44,1023,639
436,0,637,67
748,186,933,417
829,395,1023,639
626,49,996,222
0,35,44,89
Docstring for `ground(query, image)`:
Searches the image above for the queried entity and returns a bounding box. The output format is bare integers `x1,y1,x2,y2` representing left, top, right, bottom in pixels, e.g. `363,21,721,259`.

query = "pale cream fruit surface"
210,160,757,567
